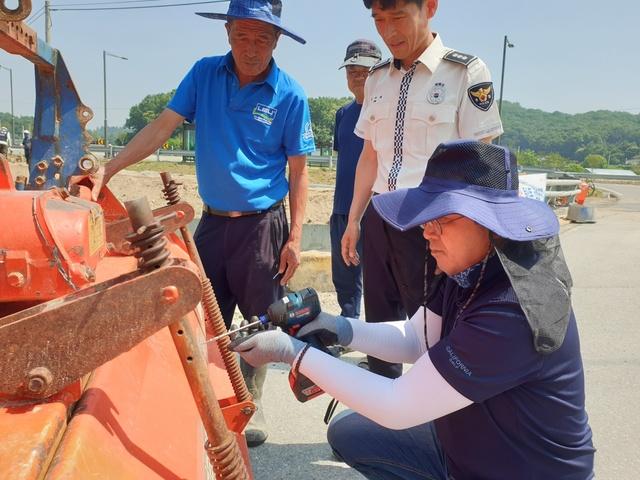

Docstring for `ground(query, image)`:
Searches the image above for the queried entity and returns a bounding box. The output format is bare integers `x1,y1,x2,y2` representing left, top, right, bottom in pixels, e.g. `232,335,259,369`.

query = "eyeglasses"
420,215,464,236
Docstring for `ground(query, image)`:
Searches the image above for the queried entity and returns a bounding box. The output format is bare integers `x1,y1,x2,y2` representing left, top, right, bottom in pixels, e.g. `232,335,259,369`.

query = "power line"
51,0,227,11
27,11,45,24
28,5,45,16
52,0,209,6
26,5,45,23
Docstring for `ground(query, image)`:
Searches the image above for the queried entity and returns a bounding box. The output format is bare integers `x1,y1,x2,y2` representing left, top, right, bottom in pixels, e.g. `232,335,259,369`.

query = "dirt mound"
7,161,335,225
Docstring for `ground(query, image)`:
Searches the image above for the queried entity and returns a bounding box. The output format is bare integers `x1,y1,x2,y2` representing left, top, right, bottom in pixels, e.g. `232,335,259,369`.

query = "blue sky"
0,0,637,128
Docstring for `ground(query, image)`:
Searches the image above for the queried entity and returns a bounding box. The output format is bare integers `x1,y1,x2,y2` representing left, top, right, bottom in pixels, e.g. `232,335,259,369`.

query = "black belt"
203,200,283,218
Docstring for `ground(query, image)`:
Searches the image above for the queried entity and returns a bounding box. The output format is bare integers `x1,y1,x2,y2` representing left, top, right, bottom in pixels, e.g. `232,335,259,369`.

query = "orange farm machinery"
0,2,254,478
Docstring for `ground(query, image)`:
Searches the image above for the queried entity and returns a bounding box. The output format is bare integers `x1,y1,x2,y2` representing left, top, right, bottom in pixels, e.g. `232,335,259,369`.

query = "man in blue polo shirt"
331,39,382,319
91,0,315,447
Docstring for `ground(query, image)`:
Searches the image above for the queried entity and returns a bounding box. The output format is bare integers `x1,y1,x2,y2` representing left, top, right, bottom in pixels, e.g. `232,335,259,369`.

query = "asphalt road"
561,183,640,479
247,184,640,480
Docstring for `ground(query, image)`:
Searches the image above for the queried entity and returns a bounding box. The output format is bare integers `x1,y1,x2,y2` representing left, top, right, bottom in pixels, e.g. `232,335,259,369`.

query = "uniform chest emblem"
428,82,446,104
467,82,495,111
253,103,278,126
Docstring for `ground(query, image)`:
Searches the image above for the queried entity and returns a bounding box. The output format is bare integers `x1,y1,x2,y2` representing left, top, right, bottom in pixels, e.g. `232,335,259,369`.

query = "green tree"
0,113,34,141
308,96,351,153
564,163,587,172
516,149,540,167
500,101,640,163
124,90,176,138
583,154,607,169
540,153,569,170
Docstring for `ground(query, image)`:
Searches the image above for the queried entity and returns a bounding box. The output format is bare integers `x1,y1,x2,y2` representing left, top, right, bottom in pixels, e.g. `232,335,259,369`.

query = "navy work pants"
330,213,363,318
328,411,449,480
362,202,427,379
194,205,288,328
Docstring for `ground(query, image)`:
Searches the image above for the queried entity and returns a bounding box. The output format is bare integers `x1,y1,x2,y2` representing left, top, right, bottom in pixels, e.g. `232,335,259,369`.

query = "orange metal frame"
0,162,253,478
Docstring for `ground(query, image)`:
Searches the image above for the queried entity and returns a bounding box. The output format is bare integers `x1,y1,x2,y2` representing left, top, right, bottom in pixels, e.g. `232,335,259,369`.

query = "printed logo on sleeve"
252,103,278,125
446,345,473,377
467,82,495,111
302,121,314,142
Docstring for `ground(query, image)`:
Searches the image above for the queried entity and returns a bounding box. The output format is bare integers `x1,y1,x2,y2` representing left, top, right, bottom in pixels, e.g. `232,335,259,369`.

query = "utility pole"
103,50,128,153
103,50,107,148
498,35,515,117
0,65,14,144
497,35,514,145
45,1,51,44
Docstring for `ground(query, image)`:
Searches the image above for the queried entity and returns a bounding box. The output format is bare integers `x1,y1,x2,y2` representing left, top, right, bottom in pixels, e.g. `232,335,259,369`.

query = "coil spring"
125,223,170,271
162,179,182,206
202,278,250,402
205,437,249,480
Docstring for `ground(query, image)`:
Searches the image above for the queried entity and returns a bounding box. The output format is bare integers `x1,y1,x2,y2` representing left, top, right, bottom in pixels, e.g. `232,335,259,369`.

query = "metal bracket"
220,399,256,434
0,258,202,399
106,202,195,255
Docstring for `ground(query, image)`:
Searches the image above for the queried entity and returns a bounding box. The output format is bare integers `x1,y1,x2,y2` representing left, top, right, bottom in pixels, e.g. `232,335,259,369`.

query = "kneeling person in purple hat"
230,141,595,478
89,0,316,448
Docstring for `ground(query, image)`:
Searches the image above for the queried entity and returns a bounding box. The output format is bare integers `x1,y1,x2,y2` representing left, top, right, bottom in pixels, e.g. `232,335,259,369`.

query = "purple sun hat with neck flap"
372,140,559,241
197,0,306,44
374,140,574,356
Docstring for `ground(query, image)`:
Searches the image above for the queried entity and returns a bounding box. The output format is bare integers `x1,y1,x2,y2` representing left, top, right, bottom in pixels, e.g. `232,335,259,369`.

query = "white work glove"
228,330,306,368
296,312,354,347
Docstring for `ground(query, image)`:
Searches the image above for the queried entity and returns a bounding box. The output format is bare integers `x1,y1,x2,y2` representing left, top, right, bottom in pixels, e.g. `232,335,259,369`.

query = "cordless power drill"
238,288,329,402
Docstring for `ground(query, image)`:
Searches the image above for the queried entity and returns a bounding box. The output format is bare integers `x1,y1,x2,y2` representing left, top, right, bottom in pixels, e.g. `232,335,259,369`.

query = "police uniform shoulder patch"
443,50,477,67
467,82,495,111
369,58,391,74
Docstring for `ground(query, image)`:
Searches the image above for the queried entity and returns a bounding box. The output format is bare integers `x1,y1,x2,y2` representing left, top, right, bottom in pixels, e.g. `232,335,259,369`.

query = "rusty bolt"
52,155,64,168
36,160,48,171
241,406,255,416
84,266,96,282
34,175,46,186
78,155,97,174
161,286,180,304
7,271,25,288
27,367,53,394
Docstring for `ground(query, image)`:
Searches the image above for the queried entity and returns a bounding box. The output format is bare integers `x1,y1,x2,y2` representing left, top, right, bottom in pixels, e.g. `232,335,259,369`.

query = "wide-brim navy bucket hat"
197,0,306,44
372,140,559,242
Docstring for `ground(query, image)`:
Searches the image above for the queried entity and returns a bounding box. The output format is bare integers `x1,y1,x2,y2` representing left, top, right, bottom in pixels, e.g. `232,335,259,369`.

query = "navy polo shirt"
332,101,363,215
168,52,316,211
428,255,595,479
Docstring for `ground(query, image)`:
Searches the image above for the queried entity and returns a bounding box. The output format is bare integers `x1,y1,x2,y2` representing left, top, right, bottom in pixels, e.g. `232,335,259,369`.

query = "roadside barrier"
545,179,582,206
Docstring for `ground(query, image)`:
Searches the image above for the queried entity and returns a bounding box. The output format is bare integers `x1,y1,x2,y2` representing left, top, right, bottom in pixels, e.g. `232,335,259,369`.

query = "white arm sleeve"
299,347,472,430
346,307,443,363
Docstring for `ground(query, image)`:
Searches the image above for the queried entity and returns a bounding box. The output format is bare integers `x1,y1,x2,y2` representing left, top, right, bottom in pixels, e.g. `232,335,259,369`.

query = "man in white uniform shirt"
342,0,503,378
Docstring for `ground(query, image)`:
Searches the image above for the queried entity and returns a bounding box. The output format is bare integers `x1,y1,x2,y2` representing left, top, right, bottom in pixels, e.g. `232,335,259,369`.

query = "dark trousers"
328,411,449,480
362,202,427,379
330,213,363,318
194,205,288,328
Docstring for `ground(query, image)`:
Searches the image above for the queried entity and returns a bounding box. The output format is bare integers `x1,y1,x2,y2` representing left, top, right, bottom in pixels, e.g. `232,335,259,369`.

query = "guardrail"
521,167,639,183
84,147,633,206
544,178,581,204
89,145,334,166
90,145,192,160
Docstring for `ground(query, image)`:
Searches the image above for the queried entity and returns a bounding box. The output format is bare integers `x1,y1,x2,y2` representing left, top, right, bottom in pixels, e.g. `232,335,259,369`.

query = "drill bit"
204,318,263,344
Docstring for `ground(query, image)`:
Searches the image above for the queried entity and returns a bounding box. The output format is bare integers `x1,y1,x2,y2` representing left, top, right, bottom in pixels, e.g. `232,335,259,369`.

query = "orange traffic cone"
575,181,589,205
